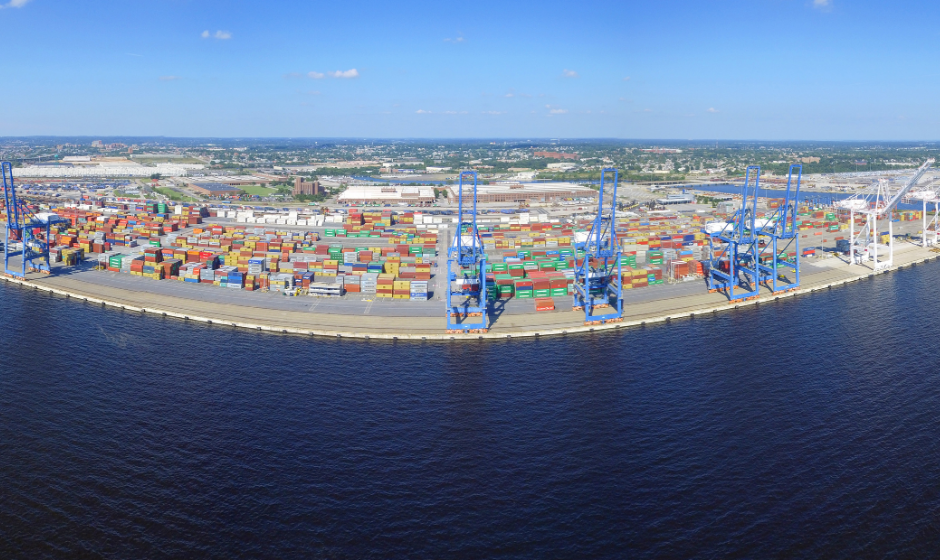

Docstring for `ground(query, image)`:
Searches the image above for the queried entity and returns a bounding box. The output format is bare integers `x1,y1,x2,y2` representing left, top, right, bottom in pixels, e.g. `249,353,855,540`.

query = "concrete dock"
4,241,937,341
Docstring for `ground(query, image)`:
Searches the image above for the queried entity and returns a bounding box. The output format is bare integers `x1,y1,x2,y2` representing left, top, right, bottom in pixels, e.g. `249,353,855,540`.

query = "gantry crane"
572,168,623,324
2,162,69,279
755,164,802,294
445,170,488,333
836,159,932,270
704,165,761,302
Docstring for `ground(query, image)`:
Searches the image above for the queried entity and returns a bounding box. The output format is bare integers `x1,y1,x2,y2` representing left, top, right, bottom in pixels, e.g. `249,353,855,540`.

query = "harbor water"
3,260,940,558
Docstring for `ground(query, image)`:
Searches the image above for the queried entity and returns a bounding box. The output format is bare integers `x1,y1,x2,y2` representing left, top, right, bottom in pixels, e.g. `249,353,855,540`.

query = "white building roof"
338,185,435,201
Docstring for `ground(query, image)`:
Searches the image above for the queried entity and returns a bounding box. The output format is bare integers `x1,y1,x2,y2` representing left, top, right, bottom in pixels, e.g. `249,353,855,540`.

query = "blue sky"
1,0,938,139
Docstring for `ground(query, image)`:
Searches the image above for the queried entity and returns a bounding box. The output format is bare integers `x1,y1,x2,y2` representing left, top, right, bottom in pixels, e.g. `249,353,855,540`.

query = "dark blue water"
3,262,940,558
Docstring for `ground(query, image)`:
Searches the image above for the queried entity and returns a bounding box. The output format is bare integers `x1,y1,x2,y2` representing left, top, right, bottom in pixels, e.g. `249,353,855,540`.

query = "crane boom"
880,159,933,215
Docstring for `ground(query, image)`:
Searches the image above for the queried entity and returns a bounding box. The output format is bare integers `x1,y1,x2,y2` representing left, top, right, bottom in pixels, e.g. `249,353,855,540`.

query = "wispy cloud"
305,90,321,95
482,111,506,115
307,69,359,79
707,107,719,113
159,76,181,81
813,0,831,8
562,69,579,78
623,76,631,81
0,0,32,8
443,36,465,43
201,30,232,40
643,108,652,112
328,69,359,79
549,109,568,114
416,109,432,114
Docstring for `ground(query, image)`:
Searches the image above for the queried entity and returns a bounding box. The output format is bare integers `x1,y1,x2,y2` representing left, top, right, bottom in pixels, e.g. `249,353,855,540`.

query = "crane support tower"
572,168,623,324
2,162,68,279
703,165,761,302
836,159,932,269
445,170,488,333
756,164,802,294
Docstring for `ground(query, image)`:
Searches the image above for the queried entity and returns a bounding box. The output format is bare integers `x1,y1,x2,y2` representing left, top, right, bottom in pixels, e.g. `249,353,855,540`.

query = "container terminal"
2,160,939,340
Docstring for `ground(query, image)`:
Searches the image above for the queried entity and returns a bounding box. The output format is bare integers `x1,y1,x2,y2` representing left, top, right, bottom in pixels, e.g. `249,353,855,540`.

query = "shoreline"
4,245,938,341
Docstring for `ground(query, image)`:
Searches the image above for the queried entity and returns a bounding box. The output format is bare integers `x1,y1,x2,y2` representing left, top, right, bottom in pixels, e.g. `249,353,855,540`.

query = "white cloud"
416,109,432,114
0,0,33,8
482,111,505,115
201,30,232,40
643,108,652,113
549,109,568,114
443,111,458,114
444,36,465,43
505,93,514,98
159,76,181,81
308,71,325,79
813,0,831,8
562,69,579,78
327,69,359,79
707,107,719,113
623,76,631,81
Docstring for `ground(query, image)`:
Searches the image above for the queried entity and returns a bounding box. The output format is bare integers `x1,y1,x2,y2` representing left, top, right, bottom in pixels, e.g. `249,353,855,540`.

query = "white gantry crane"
834,159,933,270
908,185,940,249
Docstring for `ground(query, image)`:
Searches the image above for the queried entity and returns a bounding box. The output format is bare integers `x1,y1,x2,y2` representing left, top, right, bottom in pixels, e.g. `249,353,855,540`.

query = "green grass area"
153,186,199,202
238,184,276,196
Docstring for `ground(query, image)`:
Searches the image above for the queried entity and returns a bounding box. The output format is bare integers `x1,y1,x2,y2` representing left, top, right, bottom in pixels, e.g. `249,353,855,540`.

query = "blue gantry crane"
445,170,488,333
755,164,802,294
2,161,69,279
704,165,761,302
572,167,623,324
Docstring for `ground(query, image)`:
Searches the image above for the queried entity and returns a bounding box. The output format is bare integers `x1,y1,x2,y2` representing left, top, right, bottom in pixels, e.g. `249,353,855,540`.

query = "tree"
150,173,162,180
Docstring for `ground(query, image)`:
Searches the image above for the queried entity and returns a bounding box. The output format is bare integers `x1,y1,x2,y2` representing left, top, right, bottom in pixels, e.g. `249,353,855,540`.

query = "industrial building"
655,194,695,205
533,151,579,160
337,185,436,205
187,175,274,187
189,183,244,196
447,182,597,204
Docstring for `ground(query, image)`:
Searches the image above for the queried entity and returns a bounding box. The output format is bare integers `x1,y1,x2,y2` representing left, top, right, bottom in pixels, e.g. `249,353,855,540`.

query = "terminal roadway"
13,241,938,339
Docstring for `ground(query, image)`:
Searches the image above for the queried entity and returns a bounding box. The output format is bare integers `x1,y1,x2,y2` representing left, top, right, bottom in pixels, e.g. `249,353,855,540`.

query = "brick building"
293,177,320,196
533,151,579,160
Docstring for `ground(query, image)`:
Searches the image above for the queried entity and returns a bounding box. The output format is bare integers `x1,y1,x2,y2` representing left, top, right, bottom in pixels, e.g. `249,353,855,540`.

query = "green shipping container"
534,289,551,298
551,288,568,296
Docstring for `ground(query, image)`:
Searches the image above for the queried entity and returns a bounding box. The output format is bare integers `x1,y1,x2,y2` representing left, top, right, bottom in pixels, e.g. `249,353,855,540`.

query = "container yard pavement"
10,240,938,340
